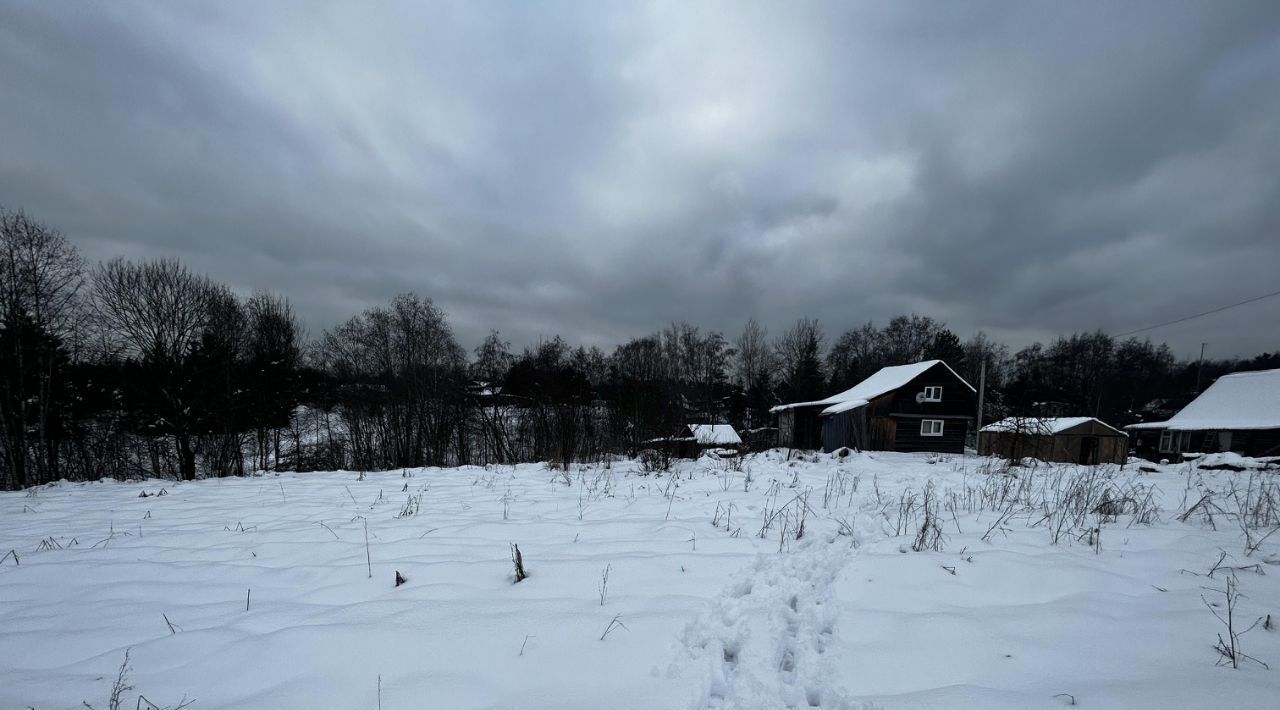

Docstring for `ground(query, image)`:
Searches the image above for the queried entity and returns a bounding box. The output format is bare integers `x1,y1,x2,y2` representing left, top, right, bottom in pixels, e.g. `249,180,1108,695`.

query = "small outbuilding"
648,424,743,458
979,417,1128,465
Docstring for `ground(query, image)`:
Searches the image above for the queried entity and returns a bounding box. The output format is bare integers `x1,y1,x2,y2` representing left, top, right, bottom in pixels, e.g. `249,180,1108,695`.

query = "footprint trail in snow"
679,538,876,710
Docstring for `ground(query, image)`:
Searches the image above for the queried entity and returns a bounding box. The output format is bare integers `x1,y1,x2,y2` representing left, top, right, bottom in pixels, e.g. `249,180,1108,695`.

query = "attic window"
920,419,944,437
922,386,943,402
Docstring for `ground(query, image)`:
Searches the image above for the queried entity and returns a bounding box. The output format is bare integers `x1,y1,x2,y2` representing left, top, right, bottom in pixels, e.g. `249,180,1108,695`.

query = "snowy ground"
3,451,1278,709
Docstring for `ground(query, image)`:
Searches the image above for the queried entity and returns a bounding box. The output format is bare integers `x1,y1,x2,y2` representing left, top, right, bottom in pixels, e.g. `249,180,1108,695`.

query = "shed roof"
771,360,974,416
982,416,1125,436
1125,368,1280,431
687,424,742,445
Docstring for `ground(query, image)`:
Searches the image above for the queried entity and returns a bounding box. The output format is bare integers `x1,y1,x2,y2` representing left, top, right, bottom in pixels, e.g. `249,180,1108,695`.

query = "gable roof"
1126,368,1280,431
982,416,1125,436
771,360,975,416
687,424,742,445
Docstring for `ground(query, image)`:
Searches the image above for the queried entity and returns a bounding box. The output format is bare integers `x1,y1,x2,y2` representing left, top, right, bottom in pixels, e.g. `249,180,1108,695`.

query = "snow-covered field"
3,452,1278,709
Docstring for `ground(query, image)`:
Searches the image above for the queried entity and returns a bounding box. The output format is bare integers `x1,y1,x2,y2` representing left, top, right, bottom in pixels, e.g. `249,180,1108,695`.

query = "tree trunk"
176,434,197,481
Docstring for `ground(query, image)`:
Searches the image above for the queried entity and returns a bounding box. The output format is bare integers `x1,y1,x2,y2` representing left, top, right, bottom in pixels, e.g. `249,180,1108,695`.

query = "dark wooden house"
1127,368,1280,460
979,417,1128,465
773,360,976,454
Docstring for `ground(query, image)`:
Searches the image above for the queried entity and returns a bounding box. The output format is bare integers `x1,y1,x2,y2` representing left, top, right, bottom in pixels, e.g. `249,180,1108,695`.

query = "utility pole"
976,358,987,448
1196,342,1206,392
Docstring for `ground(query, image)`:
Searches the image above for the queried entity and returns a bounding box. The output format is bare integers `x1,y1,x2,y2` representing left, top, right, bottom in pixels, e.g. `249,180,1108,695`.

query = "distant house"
772,360,976,454
468,381,518,407
979,417,1127,465
1135,394,1197,425
686,424,742,448
1126,368,1280,460
649,424,743,458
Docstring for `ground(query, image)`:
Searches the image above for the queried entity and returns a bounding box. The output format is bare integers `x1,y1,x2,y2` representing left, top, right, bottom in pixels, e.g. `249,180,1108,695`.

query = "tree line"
2,207,1276,489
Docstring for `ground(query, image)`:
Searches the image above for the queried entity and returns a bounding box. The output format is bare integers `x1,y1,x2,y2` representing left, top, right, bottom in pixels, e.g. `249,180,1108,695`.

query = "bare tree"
827,322,881,391
90,258,226,480
606,334,676,454
734,318,774,429
470,331,515,464
879,314,943,364
91,258,219,364
733,319,770,388
0,207,85,488
685,327,730,423
774,317,826,404
317,293,467,470
245,292,302,470
502,337,602,467
192,287,250,477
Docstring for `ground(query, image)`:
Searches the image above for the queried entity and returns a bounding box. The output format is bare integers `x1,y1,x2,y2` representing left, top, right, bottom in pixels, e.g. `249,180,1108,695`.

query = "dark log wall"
894,416,968,453
1238,429,1280,457
1127,427,1279,461
868,363,976,419
879,362,975,454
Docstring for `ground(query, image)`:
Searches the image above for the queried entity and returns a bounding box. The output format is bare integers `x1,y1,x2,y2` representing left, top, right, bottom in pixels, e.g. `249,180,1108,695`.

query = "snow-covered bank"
2,453,1278,709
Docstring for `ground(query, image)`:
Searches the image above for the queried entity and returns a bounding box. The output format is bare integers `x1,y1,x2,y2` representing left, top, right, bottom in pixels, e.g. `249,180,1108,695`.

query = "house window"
920,419,944,437
1158,430,1192,453
922,386,943,402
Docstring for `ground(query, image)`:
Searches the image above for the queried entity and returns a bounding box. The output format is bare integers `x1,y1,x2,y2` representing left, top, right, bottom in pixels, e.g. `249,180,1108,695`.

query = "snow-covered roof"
981,417,1125,436
821,398,870,416
687,424,742,446
1125,369,1280,432
770,360,974,416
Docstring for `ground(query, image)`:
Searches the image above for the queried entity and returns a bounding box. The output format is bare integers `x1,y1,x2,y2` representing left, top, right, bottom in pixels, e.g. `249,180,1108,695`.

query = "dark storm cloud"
1,0,1278,358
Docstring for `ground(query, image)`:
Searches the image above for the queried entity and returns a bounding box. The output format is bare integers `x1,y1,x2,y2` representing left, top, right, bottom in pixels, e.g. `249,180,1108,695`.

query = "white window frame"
922,386,943,402
1158,430,1191,453
920,419,944,437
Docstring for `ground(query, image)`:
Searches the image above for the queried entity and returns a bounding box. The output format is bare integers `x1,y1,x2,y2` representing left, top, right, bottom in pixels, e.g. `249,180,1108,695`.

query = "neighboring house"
772,360,976,454
648,424,743,458
468,381,519,408
1126,368,1280,460
1134,394,1197,425
979,417,1127,465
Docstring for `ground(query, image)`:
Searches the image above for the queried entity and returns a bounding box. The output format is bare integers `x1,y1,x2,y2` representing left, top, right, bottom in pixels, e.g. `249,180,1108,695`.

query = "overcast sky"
2,1,1278,360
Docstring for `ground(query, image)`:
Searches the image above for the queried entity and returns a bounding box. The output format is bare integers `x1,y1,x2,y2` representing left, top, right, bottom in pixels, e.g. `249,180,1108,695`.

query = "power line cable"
1113,287,1280,338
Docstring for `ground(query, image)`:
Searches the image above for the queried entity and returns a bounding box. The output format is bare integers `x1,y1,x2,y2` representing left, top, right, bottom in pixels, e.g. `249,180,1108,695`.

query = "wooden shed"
647,424,743,459
979,417,1127,465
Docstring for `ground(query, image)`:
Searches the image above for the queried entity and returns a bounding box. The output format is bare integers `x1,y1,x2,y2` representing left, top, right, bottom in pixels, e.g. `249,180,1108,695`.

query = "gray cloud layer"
2,1,1278,358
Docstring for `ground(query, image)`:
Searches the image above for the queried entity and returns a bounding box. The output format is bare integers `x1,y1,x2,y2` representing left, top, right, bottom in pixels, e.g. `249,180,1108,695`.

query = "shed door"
1079,437,1099,465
